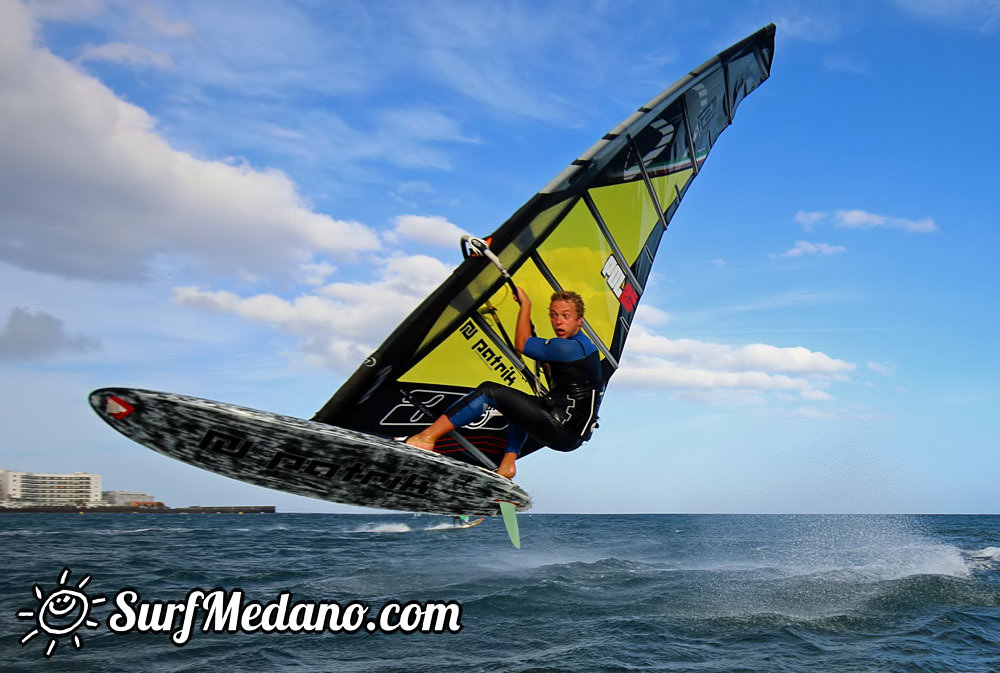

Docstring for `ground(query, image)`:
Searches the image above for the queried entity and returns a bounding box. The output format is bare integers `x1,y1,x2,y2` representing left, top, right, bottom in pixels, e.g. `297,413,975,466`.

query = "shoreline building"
0,470,103,507
102,490,158,506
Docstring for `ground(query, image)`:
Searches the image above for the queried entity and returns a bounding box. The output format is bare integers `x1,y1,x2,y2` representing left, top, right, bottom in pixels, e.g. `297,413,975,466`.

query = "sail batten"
469,309,544,393
583,192,645,296
625,133,671,236
313,24,776,464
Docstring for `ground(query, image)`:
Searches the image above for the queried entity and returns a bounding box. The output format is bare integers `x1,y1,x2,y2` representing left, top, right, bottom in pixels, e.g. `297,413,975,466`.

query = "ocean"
2,513,999,672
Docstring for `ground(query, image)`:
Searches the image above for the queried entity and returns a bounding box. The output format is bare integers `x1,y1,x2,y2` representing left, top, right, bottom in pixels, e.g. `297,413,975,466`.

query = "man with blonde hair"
406,287,602,478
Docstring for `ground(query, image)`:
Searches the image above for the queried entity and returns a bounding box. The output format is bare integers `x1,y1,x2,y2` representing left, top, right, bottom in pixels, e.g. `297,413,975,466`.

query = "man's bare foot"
496,452,517,479
402,415,453,452
404,434,436,451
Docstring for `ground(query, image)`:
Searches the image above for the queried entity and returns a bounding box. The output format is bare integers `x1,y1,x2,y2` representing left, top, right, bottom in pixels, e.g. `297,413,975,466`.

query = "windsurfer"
405,288,602,479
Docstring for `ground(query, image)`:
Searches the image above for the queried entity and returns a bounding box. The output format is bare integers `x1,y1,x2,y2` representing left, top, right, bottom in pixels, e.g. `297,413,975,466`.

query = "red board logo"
105,396,134,420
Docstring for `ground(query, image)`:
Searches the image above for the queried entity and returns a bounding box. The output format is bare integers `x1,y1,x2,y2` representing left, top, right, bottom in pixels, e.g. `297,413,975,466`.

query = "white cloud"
77,42,173,68
674,388,768,407
616,357,817,393
772,11,845,42
801,390,835,401
624,328,854,375
794,209,937,233
614,325,853,403
27,1,192,37
779,241,847,258
0,0,381,282
867,361,896,376
792,406,837,420
397,181,434,196
173,254,452,371
132,3,193,38
822,54,872,76
834,209,937,233
890,0,1000,33
386,215,471,248
795,210,829,230
25,0,104,22
45,4,480,177
378,106,479,145
0,307,99,360
716,290,848,317
389,181,457,210
409,4,577,122
300,262,336,286
634,304,670,327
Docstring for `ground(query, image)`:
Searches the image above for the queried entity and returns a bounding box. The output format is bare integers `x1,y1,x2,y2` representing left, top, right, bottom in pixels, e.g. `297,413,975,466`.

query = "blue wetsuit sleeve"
523,335,591,362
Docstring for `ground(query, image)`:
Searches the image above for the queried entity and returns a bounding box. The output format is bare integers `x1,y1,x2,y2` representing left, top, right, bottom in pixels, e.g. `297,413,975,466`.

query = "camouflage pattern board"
89,388,530,517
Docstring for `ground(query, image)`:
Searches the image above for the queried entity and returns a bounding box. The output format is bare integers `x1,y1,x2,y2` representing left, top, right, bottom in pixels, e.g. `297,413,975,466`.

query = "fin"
498,501,520,549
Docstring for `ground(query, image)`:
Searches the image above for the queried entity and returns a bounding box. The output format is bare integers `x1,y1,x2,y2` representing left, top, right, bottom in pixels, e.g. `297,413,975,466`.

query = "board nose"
88,388,137,421
88,388,110,416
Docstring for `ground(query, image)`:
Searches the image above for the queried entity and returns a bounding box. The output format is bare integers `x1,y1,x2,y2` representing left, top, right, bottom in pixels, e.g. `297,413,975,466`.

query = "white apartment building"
0,469,103,506
102,490,156,505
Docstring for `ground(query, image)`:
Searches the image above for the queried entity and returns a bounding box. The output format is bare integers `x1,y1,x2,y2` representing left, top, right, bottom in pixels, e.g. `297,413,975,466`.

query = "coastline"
0,505,275,514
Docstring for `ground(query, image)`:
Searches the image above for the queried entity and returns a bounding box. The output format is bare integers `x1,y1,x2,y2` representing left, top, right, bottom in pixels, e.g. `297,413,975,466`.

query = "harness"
544,348,604,441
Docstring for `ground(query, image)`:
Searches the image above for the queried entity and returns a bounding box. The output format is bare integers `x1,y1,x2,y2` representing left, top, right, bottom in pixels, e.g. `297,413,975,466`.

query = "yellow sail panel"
484,259,559,342
497,199,573,272
415,263,498,353
404,251,596,392
646,170,694,221
399,316,536,394
533,200,621,350
416,199,572,354
587,180,662,265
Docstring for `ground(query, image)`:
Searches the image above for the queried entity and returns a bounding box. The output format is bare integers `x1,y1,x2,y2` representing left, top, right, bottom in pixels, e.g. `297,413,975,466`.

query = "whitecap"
965,546,1000,570
355,523,412,534
972,546,1000,560
424,522,465,531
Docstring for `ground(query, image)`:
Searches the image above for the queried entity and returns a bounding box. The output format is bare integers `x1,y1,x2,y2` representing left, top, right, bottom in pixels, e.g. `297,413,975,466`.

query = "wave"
463,552,1000,627
0,527,198,536
965,546,1000,571
353,523,412,534
970,546,1000,560
424,522,460,531
423,520,483,531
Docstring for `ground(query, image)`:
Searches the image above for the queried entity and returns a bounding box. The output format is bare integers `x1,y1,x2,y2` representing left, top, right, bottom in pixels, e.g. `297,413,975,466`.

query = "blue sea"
2,513,999,672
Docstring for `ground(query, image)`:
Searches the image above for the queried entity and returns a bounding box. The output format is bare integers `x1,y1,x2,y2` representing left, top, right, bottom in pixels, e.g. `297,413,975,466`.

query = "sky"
1,0,998,514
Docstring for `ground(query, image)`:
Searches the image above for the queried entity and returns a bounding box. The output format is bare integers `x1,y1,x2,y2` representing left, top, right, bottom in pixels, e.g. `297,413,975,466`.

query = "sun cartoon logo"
17,568,106,658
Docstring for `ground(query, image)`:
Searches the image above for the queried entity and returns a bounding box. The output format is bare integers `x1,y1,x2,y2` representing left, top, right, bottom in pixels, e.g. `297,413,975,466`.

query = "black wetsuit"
446,332,603,456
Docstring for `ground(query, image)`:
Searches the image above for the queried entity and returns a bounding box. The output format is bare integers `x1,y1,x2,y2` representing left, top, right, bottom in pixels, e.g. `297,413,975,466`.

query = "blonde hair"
550,290,584,318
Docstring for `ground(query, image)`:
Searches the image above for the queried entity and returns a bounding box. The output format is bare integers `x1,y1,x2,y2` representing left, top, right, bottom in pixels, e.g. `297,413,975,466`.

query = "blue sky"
1,0,997,514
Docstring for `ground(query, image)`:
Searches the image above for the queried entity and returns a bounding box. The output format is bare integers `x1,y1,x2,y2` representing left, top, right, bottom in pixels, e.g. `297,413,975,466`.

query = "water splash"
424,522,460,531
966,546,1000,571
354,523,412,534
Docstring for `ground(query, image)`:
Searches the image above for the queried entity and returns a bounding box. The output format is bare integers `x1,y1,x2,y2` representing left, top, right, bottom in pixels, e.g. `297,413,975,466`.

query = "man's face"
549,300,582,338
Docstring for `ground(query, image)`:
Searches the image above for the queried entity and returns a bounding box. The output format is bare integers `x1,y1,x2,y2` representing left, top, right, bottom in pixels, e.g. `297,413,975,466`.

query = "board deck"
89,388,530,517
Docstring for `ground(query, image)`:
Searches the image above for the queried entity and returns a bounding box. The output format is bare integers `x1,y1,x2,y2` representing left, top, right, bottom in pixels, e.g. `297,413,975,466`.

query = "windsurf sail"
314,24,776,468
